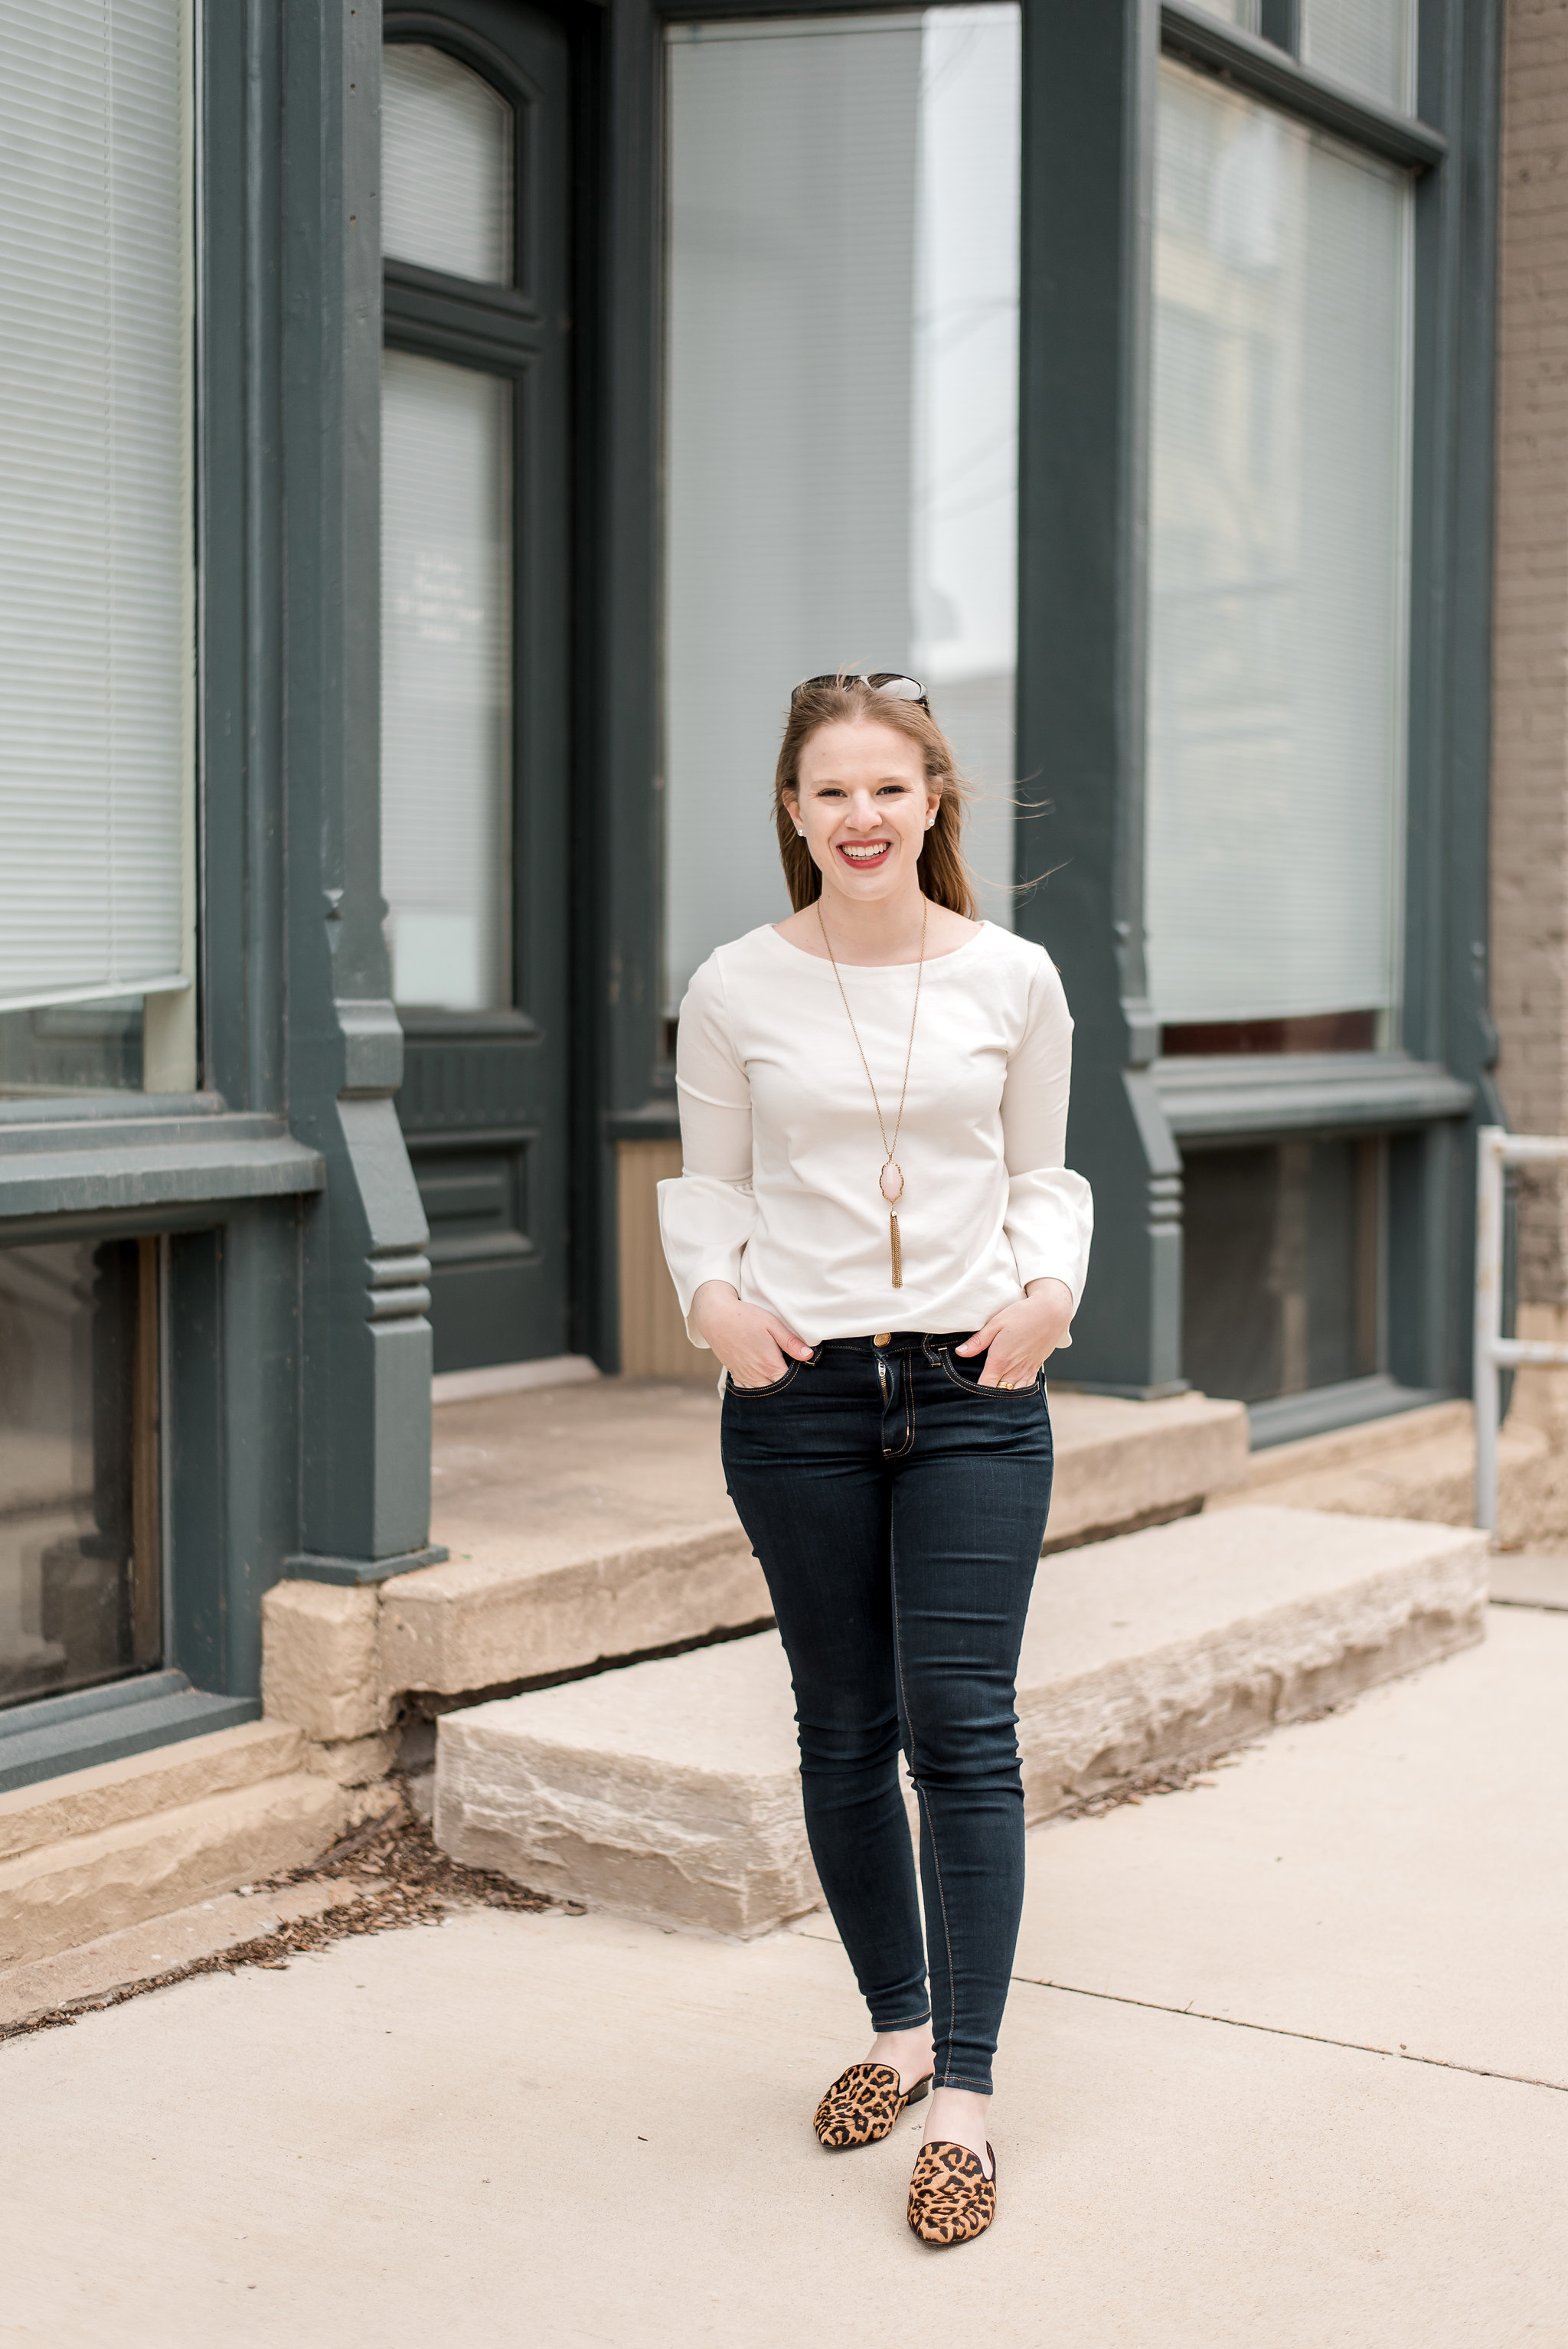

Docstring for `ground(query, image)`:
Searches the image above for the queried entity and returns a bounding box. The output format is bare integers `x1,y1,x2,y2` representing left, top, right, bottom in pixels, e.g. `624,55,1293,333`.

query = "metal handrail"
1474,1126,1568,1534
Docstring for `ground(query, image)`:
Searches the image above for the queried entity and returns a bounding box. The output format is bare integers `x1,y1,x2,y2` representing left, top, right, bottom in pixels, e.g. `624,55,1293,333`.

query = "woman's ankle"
923,2085,992,2177
867,2023,934,2090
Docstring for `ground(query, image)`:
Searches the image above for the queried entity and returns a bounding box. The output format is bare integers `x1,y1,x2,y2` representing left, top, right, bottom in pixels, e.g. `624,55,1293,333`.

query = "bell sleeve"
999,951,1094,1328
656,954,759,1347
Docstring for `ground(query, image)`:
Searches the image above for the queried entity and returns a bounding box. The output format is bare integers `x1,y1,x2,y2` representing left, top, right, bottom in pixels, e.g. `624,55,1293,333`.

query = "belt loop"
922,1333,939,1364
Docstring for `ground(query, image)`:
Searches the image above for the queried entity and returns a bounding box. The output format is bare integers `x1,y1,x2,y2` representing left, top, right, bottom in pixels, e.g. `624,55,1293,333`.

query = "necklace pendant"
880,1161,904,1204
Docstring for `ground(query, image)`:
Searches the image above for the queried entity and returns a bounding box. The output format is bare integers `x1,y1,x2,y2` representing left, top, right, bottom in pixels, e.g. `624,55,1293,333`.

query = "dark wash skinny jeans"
720,1331,1054,2096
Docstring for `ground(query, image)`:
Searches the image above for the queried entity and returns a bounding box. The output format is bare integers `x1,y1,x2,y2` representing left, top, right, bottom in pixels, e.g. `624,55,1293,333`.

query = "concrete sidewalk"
5,1609,1566,2348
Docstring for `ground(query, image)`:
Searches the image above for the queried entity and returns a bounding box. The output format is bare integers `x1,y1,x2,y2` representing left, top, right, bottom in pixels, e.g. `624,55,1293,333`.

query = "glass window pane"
0,0,193,1074
381,351,512,1012
1182,1139,1382,1403
1299,0,1414,114
0,1239,161,1707
1145,64,1413,1031
1182,0,1258,25
382,41,513,285
663,6,1021,1011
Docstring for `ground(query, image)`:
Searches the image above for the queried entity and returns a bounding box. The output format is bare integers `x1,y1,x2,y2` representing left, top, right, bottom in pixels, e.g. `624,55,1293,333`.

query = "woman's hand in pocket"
690,1281,813,1389
956,1278,1074,1389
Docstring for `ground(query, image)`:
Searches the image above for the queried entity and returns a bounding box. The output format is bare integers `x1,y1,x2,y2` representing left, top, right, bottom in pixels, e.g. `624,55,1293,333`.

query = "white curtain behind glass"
0,0,191,1010
663,7,1021,1012
1299,0,1414,114
1144,64,1413,1028
382,42,512,283
381,351,512,1011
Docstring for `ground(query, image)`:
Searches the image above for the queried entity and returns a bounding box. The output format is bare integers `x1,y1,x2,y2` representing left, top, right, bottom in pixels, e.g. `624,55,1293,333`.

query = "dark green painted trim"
280,5,439,1570
575,0,665,1372
384,292,547,370
0,1673,260,1795
1016,0,1183,1394
1247,1374,1445,1449
1155,1054,1475,1143
1394,0,1502,1397
384,256,541,322
605,1104,682,1142
1256,0,1298,55
282,1544,449,1586
200,2,285,1114
1161,0,1446,168
0,1093,225,1127
0,1119,322,1220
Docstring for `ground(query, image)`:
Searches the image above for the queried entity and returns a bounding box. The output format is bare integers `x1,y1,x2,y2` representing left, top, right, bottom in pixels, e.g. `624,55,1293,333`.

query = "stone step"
433,1505,1486,1939
263,1379,1248,1742
1217,1401,1551,1544
0,1718,307,1864
0,1754,355,1970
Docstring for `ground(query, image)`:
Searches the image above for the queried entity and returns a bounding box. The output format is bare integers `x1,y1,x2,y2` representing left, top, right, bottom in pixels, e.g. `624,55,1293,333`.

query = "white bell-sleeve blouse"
657,920,1093,1349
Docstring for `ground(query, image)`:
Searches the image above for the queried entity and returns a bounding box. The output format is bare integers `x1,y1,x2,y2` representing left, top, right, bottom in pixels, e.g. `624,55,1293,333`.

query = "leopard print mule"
812,2060,933,2149
906,2140,998,2245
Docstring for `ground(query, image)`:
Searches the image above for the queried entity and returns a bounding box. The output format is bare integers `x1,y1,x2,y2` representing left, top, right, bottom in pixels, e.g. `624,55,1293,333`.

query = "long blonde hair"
773,675,978,920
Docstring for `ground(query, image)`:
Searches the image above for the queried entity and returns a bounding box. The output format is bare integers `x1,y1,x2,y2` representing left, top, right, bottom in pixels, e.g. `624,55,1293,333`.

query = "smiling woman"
655,668,1091,2245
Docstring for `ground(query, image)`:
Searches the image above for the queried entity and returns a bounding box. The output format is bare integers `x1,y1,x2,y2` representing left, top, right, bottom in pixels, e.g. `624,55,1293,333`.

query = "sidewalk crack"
1012,1975,1568,2095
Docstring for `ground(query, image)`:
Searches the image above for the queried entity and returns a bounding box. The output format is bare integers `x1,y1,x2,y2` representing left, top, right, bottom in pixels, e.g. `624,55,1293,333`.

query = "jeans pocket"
725,1357,805,1398
935,1346,1042,1400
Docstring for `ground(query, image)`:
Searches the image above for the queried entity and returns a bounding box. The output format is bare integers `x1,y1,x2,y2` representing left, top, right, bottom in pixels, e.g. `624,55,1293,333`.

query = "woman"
658,673,1092,2246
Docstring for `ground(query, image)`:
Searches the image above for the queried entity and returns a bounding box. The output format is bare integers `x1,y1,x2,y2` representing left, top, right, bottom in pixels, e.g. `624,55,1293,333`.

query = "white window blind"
1144,64,1413,1029
1181,0,1257,25
663,8,1021,1011
0,1,192,1014
383,43,513,286
1299,0,1415,115
381,350,513,1011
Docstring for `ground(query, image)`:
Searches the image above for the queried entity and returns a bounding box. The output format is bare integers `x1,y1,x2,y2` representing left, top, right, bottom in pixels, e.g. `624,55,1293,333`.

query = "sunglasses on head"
791,671,929,713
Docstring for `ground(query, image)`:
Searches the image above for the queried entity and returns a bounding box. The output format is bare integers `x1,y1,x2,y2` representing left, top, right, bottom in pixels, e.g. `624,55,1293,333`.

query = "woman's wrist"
689,1279,740,1347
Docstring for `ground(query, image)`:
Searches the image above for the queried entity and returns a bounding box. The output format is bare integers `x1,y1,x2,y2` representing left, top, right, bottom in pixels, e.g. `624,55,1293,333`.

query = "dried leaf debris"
1,1789,561,2048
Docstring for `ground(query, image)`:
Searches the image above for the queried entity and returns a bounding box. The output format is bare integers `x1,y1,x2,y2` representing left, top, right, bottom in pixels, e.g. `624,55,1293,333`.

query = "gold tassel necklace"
818,894,928,1290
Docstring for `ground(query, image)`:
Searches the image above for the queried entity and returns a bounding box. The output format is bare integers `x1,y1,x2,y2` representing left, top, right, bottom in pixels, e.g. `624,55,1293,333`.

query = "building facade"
0,0,1526,1786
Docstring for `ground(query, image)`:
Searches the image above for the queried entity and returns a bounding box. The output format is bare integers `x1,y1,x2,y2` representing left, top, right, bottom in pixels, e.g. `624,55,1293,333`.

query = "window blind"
0,1,191,1014
381,349,513,1012
1299,0,1414,115
382,42,513,286
662,8,1021,1012
1144,64,1413,1029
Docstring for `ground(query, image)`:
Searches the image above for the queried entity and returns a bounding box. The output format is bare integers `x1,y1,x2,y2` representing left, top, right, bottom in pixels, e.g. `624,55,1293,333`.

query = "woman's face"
786,718,939,907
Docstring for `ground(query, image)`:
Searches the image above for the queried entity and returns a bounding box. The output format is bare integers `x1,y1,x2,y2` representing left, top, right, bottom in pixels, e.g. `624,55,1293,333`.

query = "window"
0,1239,162,1707
1145,62,1413,1046
380,43,517,1015
662,5,1022,1012
381,352,514,1011
382,41,514,285
0,0,194,1096
1298,0,1415,114
1182,1139,1383,1404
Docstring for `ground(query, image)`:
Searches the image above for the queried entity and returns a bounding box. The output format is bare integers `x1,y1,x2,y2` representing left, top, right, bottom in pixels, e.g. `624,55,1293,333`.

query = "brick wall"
1492,0,1568,1300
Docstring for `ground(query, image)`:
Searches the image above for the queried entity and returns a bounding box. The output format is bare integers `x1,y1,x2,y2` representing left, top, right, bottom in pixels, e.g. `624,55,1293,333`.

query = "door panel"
382,5,573,1372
